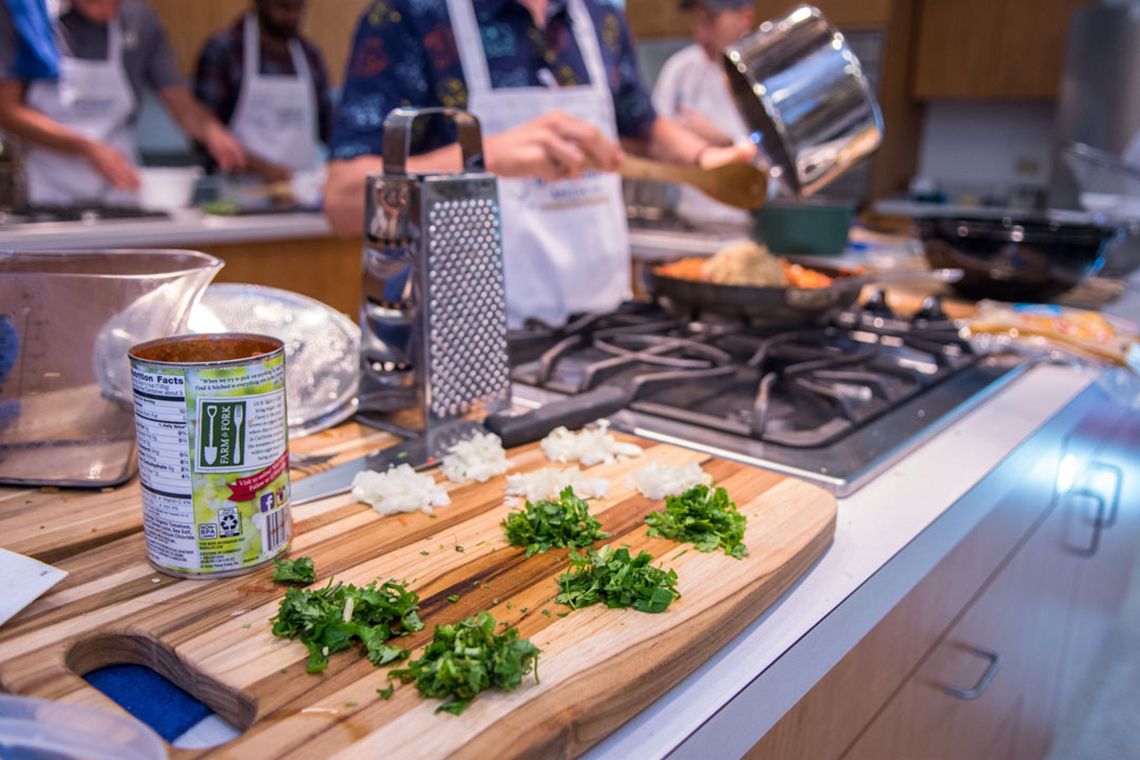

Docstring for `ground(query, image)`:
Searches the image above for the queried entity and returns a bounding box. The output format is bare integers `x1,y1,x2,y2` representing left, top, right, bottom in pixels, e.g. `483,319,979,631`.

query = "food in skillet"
657,240,833,289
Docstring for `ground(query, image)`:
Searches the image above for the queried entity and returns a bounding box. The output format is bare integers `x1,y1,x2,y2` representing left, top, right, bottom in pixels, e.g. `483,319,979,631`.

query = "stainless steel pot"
724,5,883,197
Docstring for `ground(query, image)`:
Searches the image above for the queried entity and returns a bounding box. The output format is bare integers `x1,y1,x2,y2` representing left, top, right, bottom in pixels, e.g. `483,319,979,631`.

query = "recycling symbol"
218,507,241,538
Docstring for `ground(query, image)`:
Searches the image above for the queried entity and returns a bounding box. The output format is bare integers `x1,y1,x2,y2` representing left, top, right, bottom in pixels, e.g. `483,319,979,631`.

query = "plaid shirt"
194,16,333,147
330,0,657,160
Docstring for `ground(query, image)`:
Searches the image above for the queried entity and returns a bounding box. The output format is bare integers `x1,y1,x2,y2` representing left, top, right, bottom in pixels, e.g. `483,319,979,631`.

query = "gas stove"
507,299,1025,496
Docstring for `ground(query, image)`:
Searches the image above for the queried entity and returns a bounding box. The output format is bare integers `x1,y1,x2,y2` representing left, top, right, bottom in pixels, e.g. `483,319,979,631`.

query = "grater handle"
484,385,631,449
382,107,486,175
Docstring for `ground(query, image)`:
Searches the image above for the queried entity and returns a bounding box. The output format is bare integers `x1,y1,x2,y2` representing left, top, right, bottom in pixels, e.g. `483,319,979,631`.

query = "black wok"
645,262,963,324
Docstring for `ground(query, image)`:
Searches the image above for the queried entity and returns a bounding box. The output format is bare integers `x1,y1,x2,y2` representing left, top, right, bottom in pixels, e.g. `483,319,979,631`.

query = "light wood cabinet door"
913,0,1085,99
843,480,1079,760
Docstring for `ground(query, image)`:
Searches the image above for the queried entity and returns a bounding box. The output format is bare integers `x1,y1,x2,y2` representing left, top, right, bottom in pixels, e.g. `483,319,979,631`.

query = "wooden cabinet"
748,386,1140,760
147,0,370,85
913,0,1085,99
845,470,1080,759
625,0,890,40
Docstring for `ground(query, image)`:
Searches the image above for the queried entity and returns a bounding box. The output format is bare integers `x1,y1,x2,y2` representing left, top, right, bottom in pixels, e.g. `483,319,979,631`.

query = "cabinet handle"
1089,461,1123,528
1068,488,1107,558
943,646,1001,700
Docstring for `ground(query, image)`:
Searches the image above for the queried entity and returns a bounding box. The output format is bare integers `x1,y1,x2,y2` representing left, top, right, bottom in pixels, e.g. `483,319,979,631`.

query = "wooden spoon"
618,155,769,211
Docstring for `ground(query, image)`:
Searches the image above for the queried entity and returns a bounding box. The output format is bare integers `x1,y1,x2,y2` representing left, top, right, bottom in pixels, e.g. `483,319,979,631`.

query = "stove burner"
508,300,979,449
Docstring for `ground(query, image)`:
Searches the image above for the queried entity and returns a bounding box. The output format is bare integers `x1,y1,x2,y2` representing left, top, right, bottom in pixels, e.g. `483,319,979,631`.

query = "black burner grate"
508,301,977,449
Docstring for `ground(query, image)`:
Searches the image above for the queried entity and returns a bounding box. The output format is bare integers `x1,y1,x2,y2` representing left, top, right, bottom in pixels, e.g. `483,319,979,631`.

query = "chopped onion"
540,422,643,466
504,467,611,503
627,461,711,500
351,464,451,515
441,432,509,484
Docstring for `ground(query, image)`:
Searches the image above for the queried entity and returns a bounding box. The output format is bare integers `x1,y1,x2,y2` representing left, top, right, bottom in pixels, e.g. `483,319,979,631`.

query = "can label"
130,346,291,576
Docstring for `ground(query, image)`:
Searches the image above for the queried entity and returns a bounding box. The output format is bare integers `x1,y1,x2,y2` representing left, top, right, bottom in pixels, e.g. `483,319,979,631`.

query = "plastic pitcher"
0,249,222,486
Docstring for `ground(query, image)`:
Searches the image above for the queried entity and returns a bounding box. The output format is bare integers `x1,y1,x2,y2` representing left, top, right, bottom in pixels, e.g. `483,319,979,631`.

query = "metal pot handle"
382,107,486,175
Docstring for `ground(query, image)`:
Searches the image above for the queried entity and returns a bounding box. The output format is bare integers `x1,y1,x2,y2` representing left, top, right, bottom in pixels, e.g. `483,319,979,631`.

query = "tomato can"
128,334,291,578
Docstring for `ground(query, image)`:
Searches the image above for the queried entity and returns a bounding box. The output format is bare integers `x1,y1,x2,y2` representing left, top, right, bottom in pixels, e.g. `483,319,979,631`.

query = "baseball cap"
680,0,752,11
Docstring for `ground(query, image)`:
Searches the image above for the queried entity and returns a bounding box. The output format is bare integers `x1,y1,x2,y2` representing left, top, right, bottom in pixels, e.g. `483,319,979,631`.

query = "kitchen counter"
589,361,1104,758
0,209,331,251
0,360,1118,756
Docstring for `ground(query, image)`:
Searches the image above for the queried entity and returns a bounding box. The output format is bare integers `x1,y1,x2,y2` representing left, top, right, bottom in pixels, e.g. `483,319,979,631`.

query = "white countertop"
588,362,1102,759
0,210,331,251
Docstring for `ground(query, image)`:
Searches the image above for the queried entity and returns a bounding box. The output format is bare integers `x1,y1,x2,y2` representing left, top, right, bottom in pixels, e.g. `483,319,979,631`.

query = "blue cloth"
6,0,59,79
330,0,657,160
85,664,213,743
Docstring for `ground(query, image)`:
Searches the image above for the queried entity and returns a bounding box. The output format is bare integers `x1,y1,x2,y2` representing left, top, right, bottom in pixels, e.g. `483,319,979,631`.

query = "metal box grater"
357,108,511,434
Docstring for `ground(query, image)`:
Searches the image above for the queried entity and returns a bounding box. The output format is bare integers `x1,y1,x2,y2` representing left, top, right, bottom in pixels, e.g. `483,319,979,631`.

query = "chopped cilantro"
270,579,423,673
345,700,358,708
455,546,465,553
557,611,570,618
556,546,680,613
272,556,316,584
502,487,609,557
447,594,461,603
390,611,540,715
420,550,430,556
377,684,395,700
540,609,551,618
645,484,748,559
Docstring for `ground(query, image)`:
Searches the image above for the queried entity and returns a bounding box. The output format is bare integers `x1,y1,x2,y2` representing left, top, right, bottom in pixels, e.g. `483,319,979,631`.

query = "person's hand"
202,122,246,172
83,140,140,191
484,110,623,181
697,141,757,169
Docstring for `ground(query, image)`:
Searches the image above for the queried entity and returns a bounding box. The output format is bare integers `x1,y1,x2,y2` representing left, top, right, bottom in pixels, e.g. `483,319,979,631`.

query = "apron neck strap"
446,0,492,94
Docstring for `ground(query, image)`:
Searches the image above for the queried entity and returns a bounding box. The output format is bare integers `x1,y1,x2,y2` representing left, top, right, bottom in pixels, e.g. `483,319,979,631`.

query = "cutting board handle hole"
67,633,256,745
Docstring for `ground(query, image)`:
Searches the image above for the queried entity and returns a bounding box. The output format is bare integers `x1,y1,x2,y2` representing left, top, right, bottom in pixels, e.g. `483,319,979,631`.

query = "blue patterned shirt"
330,0,657,160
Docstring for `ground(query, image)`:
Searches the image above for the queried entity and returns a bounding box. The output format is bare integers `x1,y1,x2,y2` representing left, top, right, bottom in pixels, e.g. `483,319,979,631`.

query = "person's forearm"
324,144,464,238
158,85,224,143
0,82,92,155
645,116,708,165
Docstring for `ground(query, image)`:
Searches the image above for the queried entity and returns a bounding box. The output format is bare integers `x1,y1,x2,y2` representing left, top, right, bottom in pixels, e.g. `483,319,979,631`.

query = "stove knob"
863,289,894,318
915,296,947,322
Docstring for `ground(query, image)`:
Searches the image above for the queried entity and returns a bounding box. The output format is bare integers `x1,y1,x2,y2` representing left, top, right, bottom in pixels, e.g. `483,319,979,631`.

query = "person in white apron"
22,12,138,205
323,0,755,325
653,0,755,227
446,0,627,326
0,0,247,207
224,9,324,203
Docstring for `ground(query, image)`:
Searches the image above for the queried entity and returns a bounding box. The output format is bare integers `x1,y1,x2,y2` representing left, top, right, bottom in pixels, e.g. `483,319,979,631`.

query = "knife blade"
290,434,435,506
289,387,633,506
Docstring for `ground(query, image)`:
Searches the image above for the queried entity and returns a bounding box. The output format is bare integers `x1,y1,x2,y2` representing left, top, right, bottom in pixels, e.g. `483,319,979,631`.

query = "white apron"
229,13,320,172
24,16,138,205
446,0,630,327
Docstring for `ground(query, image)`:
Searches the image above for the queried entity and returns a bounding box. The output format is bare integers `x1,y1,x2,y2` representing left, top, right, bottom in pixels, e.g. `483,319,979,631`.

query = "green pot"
752,200,854,256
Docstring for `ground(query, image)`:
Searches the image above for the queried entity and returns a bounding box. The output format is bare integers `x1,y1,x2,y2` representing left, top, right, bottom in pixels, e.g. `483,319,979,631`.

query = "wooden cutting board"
0,431,836,759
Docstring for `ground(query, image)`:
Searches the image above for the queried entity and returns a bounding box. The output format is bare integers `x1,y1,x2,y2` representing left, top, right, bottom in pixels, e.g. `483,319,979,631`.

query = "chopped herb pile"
271,579,424,673
556,546,680,613
272,556,316,585
645,484,748,559
390,611,540,715
502,486,609,557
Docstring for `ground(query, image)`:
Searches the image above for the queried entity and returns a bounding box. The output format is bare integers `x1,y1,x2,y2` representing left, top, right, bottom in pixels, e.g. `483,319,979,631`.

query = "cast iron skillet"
645,262,963,324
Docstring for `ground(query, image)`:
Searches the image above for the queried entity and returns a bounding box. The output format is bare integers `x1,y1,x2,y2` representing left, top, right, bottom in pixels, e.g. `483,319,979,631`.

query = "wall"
915,101,1057,200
